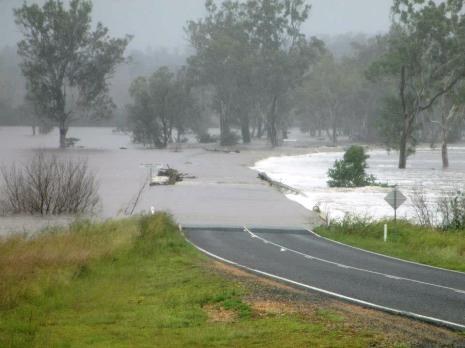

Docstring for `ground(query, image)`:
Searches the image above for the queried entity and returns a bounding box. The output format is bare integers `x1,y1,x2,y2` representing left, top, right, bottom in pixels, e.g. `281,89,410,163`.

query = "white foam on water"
252,147,465,221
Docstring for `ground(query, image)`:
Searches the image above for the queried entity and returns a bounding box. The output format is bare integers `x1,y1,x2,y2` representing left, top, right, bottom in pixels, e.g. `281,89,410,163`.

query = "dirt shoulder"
212,260,465,348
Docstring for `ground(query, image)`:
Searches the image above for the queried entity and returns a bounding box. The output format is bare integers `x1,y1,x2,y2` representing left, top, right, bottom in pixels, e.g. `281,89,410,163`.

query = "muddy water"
0,127,317,235
1,127,154,217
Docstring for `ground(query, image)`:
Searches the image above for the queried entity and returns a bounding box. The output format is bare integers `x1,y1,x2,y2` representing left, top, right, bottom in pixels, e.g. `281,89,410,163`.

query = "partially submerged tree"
437,89,465,168
295,54,355,145
187,0,322,147
187,0,257,145
244,0,323,147
0,152,100,215
327,146,376,188
14,0,130,148
127,66,199,148
371,0,465,168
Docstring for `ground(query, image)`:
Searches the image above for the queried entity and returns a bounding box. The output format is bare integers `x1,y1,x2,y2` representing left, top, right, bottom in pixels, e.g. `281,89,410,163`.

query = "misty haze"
1,1,465,347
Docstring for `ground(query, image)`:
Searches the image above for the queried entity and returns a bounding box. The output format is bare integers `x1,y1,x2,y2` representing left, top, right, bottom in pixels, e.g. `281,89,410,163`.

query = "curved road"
184,226,465,330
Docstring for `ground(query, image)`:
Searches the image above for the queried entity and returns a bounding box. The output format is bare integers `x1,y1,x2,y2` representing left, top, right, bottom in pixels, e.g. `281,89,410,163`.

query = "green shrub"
327,145,376,187
136,213,184,255
438,190,465,231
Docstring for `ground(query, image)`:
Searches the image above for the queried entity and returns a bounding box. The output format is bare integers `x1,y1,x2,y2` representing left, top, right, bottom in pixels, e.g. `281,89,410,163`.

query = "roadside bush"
437,190,465,231
327,145,376,187
328,214,375,236
0,152,100,215
409,187,465,230
410,187,436,227
136,213,184,256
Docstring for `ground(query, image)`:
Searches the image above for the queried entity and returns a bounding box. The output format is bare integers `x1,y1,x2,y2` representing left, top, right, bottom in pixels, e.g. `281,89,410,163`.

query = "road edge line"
306,229,465,276
182,227,465,332
243,227,465,293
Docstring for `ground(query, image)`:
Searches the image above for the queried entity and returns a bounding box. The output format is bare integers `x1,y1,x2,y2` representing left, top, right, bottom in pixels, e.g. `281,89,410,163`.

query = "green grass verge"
315,218,465,272
0,214,414,347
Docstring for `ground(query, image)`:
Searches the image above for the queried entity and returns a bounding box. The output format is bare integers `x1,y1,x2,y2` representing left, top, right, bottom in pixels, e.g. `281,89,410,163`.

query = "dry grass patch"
203,304,238,323
0,218,137,309
210,259,465,347
249,299,300,316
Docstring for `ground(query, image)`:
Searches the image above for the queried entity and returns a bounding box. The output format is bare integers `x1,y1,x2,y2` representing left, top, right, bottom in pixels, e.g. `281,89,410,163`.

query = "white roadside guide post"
383,186,407,242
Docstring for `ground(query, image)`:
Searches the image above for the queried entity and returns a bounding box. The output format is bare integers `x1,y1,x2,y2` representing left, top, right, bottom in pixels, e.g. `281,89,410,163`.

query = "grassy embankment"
315,218,465,272
0,213,459,347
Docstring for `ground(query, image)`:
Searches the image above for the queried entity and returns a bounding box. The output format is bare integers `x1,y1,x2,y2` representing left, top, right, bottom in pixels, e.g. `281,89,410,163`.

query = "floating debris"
150,167,196,186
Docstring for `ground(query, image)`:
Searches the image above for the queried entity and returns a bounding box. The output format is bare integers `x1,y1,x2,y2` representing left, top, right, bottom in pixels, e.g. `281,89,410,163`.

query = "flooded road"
0,127,317,235
253,146,465,221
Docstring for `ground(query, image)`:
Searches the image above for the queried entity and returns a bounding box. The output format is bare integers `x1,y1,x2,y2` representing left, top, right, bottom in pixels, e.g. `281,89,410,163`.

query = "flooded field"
253,146,465,221
0,127,316,235
3,125,462,232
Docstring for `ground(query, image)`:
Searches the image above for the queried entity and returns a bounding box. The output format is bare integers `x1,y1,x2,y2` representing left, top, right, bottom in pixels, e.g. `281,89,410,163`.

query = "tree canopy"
14,0,130,148
371,0,465,168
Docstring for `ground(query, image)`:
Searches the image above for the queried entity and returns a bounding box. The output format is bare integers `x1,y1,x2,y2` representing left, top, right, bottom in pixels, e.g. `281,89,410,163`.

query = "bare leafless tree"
410,187,436,227
0,152,100,215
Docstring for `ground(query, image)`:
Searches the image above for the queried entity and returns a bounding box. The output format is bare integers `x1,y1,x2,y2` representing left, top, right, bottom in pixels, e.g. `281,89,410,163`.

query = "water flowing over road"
253,147,465,221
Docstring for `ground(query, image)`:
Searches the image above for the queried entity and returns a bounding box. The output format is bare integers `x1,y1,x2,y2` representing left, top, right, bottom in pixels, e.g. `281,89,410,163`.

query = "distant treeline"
0,45,188,127
3,0,465,170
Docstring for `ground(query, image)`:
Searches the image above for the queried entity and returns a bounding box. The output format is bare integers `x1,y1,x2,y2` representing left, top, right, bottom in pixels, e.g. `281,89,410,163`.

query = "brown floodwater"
0,127,317,235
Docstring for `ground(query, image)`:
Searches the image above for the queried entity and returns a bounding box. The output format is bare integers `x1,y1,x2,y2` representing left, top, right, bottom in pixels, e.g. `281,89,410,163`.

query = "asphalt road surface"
184,226,465,330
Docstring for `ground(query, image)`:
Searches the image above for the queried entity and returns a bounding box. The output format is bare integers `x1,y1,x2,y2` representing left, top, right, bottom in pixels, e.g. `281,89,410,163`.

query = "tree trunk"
59,126,68,149
398,111,416,169
398,126,408,169
330,109,337,145
398,66,410,169
241,115,251,144
332,124,337,145
219,103,230,146
267,96,278,147
442,140,449,169
251,120,257,139
440,96,452,169
256,115,264,139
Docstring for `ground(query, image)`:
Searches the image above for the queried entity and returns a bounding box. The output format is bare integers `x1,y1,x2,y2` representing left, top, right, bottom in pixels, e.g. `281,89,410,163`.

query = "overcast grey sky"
0,0,392,50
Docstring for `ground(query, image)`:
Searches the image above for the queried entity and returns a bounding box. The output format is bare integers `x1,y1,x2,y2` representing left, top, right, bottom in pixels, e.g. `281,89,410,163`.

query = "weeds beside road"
316,217,465,272
0,214,462,347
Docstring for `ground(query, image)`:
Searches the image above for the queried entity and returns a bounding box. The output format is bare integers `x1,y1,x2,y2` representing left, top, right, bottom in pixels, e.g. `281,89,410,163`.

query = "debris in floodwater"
204,148,240,154
150,167,195,186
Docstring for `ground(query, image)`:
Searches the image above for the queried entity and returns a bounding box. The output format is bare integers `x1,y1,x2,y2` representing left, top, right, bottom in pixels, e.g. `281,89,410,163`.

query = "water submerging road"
0,127,316,235
253,146,465,221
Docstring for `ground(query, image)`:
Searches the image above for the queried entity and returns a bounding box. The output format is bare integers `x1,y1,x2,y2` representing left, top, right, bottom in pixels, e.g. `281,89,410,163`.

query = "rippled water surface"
253,147,465,221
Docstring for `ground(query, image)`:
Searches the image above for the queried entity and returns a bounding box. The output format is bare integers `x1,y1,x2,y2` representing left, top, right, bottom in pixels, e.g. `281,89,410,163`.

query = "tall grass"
316,216,465,271
1,214,456,347
0,218,138,309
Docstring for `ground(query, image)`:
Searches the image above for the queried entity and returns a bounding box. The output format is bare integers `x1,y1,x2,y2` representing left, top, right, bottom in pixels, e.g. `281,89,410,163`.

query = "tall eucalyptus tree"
372,0,465,168
14,0,130,148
